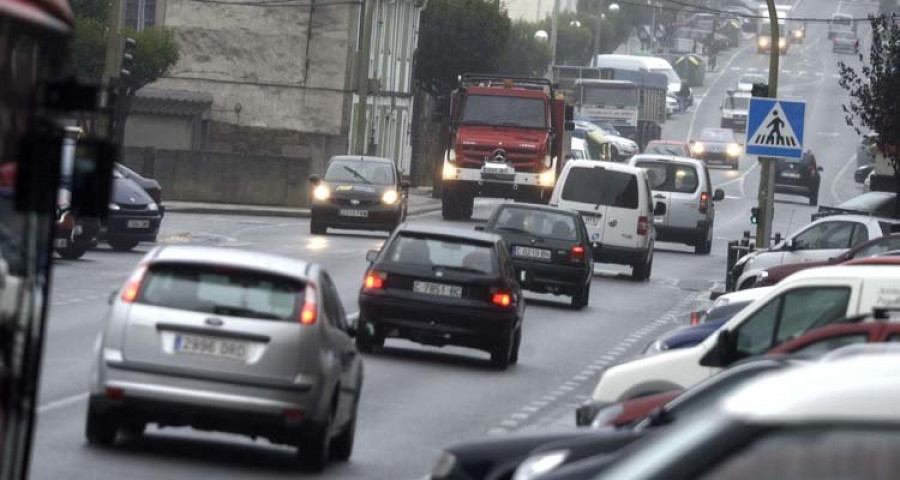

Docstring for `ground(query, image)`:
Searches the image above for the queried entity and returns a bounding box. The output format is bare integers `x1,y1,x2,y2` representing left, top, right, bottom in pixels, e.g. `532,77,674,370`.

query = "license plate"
339,209,368,218
127,219,150,229
781,172,801,179
512,246,551,260
483,162,512,174
174,334,249,361
583,215,602,226
413,281,463,298
54,238,68,248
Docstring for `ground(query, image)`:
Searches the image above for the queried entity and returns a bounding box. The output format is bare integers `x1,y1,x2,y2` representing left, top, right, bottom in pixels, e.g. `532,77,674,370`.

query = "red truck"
440,74,573,220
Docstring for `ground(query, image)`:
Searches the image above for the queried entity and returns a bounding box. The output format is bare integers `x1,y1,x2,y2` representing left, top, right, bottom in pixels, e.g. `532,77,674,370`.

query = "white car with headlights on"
689,128,742,170
308,155,409,235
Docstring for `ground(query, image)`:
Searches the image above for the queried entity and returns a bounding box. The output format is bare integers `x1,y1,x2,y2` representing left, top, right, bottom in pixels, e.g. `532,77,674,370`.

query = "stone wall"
123,147,313,207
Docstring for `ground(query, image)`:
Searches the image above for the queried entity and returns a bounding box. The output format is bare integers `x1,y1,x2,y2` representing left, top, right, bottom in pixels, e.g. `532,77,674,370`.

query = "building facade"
503,0,576,23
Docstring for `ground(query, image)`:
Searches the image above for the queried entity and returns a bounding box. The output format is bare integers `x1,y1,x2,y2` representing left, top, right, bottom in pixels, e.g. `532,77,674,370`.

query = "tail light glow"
570,245,585,263
690,311,702,325
699,192,710,214
637,216,649,236
120,264,148,303
300,284,318,325
364,271,386,290
491,293,512,307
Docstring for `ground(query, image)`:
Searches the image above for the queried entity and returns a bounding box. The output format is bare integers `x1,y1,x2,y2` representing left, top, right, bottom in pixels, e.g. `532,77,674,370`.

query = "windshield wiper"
432,265,487,275
212,305,282,320
342,165,372,184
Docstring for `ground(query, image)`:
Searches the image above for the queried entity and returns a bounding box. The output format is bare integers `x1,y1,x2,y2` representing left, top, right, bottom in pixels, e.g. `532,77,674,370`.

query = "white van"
629,155,725,254
591,54,682,95
589,265,900,404
550,160,663,281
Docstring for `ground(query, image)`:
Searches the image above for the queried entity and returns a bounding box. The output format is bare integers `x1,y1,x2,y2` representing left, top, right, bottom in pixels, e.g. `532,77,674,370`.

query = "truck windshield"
461,94,547,129
579,86,637,106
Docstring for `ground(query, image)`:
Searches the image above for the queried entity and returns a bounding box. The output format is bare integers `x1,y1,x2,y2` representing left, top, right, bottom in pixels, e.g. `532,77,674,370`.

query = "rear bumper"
311,202,402,231
774,181,815,196
359,292,520,350
591,243,648,265
512,260,591,295
655,223,707,244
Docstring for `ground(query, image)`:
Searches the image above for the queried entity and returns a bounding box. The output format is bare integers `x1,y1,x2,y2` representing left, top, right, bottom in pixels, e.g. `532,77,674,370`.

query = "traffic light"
120,37,136,78
751,82,769,97
750,207,759,224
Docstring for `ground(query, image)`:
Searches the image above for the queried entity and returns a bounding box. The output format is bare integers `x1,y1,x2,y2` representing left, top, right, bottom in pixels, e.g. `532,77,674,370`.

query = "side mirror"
700,329,735,368
653,201,667,216
365,250,379,263
474,225,485,232
309,174,320,184
108,290,118,305
784,239,796,251
713,189,725,202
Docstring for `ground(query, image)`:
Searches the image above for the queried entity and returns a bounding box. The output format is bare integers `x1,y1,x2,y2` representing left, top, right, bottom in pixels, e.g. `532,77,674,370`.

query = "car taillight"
637,216,649,236
699,192,710,214
491,293,512,307
690,311,701,325
570,245,585,263
300,284,318,325
120,264,147,303
364,271,386,290
57,211,74,231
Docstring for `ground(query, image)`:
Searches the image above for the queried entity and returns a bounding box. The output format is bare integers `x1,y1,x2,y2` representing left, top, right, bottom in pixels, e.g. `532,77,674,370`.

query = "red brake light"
120,264,147,303
300,283,317,325
364,271,386,290
637,216,649,236
492,293,512,307
571,245,585,262
690,311,701,325
699,192,710,214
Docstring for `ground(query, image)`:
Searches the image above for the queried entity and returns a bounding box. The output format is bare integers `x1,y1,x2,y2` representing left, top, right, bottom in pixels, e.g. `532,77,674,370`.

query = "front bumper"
699,152,739,166
443,165,553,200
359,292,520,350
311,201,402,231
103,210,162,242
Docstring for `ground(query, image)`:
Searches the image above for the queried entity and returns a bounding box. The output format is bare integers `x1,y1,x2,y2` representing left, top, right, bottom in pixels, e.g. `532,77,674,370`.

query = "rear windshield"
561,167,639,209
644,144,687,156
386,234,498,275
137,264,302,321
635,161,699,194
492,207,579,241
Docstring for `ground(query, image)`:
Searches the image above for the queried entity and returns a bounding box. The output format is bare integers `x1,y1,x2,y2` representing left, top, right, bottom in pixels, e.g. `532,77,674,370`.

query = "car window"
645,144,686,156
850,224,870,247
671,165,699,193
852,237,900,260
790,333,869,356
775,288,851,344
698,428,900,480
385,234,498,275
561,167,639,209
734,298,780,357
880,222,900,235
137,264,302,321
492,207,579,241
324,159,395,186
792,221,856,250
636,161,668,190
572,149,585,159
319,273,347,330
635,162,698,194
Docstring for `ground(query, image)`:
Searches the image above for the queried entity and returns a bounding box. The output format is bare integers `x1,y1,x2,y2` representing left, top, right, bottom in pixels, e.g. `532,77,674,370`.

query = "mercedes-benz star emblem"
435,270,444,278
350,199,360,205
491,148,507,163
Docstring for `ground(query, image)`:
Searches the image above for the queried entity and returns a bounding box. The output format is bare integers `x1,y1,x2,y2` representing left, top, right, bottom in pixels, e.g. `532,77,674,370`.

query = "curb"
164,200,443,219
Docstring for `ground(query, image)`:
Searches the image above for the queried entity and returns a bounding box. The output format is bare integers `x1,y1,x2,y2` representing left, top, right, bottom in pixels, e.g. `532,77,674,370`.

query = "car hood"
607,135,638,150
591,345,705,404
111,177,154,206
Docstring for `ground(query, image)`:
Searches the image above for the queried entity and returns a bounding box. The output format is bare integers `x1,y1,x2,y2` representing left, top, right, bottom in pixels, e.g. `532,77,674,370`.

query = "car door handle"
654,194,666,199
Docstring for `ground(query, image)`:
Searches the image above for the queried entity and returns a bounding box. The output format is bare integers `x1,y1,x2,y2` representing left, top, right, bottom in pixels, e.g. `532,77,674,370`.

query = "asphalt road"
29,1,870,477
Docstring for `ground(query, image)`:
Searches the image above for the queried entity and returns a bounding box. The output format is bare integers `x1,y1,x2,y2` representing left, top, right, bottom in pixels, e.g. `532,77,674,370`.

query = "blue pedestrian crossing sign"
745,98,806,159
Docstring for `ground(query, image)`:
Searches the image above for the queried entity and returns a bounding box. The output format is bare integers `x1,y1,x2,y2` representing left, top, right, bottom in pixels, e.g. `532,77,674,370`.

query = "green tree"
838,14,900,202
414,0,510,96
498,20,551,76
540,12,594,65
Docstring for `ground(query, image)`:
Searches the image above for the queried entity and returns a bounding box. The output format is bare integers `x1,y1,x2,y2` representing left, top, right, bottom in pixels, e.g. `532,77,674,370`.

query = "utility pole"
353,0,377,156
550,0,560,66
756,0,780,248
102,0,125,90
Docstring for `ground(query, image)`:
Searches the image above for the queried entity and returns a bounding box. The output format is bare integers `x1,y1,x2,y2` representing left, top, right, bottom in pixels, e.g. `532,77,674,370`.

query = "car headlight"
442,162,458,180
147,202,159,212
108,202,121,211
313,184,330,201
431,452,457,479
779,37,787,48
382,189,399,205
691,142,705,154
727,143,742,157
758,37,769,47
643,338,670,355
512,450,570,480
539,169,555,187
794,30,803,38
543,154,552,168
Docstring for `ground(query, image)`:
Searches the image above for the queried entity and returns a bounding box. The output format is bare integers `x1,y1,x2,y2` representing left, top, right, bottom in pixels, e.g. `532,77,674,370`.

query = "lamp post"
592,3,619,63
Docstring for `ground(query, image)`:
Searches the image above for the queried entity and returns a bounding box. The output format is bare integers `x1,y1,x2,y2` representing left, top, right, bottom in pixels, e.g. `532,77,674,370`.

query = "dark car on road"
357,224,525,368
115,163,164,212
813,191,900,221
481,203,593,309
690,128,742,170
102,169,163,251
774,150,822,205
309,155,409,235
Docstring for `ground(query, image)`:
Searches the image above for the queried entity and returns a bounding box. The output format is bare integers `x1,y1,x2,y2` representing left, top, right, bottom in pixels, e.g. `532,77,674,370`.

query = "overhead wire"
614,0,882,23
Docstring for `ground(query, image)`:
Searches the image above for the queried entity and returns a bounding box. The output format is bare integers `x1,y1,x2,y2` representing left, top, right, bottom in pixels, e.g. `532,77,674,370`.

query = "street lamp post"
592,3,619,63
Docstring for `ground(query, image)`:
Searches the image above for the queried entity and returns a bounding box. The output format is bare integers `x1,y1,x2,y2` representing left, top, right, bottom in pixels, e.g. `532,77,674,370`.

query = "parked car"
357,223,525,368
102,169,163,251
87,246,363,471
774,151,822,205
643,140,692,158
729,214,897,291
596,355,900,480
832,29,860,53
481,203,594,309
690,128,742,170
550,160,663,281
54,188,100,260
114,163,163,212
643,287,774,355
588,264,900,405
309,155,409,235
770,316,900,356
629,155,725,254
813,191,900,221
753,234,900,287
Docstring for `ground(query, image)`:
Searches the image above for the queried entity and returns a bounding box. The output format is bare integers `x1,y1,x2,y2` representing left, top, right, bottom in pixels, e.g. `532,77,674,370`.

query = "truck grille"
458,146,541,171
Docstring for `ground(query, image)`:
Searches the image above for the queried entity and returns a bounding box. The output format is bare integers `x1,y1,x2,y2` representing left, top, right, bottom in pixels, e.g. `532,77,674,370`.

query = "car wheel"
330,404,357,461
56,242,89,260
310,216,327,235
571,281,590,309
441,187,460,220
490,333,513,370
631,251,652,282
297,414,332,472
85,398,119,446
509,328,521,365
695,228,712,255
108,238,139,252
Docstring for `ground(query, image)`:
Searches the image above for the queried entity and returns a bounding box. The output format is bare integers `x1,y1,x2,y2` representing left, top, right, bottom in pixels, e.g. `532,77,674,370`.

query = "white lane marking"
731,67,741,71
798,70,807,76
830,154,858,204
686,44,751,140
783,70,793,74
747,67,758,72
39,392,88,413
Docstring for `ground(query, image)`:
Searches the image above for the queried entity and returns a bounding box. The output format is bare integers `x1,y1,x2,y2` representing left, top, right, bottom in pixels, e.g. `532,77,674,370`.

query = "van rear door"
555,164,609,244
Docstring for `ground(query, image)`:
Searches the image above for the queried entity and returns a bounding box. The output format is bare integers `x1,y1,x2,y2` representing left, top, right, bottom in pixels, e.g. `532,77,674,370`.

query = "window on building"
125,0,156,30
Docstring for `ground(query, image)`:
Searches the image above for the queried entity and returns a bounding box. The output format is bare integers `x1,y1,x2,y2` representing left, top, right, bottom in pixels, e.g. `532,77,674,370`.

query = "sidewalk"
164,186,442,218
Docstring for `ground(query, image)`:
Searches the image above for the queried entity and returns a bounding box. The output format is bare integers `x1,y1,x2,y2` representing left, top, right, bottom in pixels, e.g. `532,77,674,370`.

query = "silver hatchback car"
87,246,363,471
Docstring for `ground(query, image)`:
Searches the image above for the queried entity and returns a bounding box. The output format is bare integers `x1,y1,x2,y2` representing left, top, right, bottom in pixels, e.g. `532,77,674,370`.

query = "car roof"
396,222,501,244
843,256,900,266
631,154,706,169
328,155,395,165
783,263,900,283
809,213,895,224
723,354,900,424
148,246,310,281
564,159,643,175
492,202,579,217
